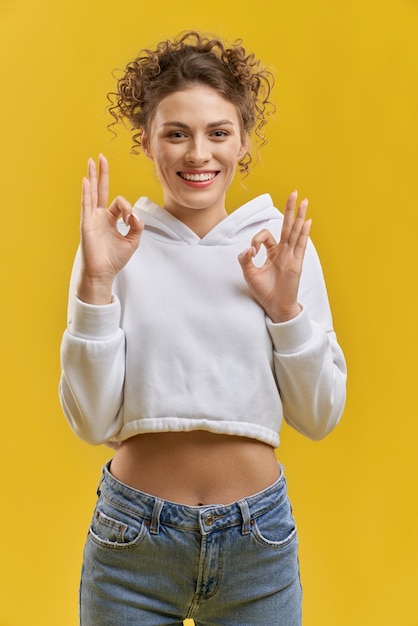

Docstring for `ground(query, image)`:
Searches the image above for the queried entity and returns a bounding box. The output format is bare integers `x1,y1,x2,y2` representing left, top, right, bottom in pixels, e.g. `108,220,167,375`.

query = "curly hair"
107,31,275,174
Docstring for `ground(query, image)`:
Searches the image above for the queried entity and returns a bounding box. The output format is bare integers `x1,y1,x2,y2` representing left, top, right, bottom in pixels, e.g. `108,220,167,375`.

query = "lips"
177,171,218,183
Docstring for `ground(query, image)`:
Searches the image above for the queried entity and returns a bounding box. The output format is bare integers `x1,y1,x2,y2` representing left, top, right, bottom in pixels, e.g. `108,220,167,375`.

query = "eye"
167,131,187,140
211,130,229,138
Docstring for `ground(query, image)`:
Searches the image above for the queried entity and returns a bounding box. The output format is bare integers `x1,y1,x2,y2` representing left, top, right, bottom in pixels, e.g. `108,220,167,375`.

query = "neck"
164,203,228,238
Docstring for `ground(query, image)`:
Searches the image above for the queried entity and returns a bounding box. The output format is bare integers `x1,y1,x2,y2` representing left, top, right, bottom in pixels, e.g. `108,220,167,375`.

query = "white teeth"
180,172,216,182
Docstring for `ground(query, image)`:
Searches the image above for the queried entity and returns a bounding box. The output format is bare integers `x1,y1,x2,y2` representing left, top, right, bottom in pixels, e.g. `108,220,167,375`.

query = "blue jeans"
80,461,302,625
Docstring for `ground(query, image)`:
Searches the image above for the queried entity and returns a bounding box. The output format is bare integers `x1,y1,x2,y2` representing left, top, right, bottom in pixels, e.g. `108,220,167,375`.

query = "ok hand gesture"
238,191,311,323
77,155,144,305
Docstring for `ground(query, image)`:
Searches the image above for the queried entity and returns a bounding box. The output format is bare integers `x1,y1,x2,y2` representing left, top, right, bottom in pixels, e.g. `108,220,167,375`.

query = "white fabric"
59,194,347,447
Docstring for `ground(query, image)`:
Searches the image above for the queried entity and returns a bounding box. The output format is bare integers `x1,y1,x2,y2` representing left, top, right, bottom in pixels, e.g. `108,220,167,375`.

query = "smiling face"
141,85,248,236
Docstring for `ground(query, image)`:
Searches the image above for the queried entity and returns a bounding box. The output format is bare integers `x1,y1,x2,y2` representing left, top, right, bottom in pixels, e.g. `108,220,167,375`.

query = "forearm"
267,310,347,440
59,296,126,445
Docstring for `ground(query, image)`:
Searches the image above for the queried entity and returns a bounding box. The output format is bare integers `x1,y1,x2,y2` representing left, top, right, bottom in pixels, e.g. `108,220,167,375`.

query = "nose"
185,138,211,165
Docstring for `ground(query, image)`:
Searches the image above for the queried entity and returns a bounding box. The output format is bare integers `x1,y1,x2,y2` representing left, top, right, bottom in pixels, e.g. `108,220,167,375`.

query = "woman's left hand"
238,191,311,323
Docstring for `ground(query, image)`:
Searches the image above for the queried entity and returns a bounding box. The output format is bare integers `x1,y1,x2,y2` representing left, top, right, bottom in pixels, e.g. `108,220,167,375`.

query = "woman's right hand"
76,154,144,305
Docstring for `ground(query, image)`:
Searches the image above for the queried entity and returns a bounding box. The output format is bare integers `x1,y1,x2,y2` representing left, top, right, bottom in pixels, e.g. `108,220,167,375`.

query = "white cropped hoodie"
59,194,347,448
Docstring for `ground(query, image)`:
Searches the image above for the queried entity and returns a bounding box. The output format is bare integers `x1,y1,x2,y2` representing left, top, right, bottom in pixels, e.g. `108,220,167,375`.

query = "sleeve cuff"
266,305,315,355
69,296,122,340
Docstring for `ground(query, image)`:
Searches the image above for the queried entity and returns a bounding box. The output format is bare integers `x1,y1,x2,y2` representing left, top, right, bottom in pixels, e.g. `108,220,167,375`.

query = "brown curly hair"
108,31,275,174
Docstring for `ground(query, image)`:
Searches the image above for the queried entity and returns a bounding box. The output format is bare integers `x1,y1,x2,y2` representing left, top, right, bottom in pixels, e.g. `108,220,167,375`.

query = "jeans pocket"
252,495,298,549
89,500,146,550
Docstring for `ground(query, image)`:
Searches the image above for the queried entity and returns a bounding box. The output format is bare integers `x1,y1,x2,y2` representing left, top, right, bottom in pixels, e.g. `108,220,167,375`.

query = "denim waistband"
97,460,288,536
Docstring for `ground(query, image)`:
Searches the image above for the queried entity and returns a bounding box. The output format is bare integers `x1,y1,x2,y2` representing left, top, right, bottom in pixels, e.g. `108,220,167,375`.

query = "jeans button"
204,513,215,526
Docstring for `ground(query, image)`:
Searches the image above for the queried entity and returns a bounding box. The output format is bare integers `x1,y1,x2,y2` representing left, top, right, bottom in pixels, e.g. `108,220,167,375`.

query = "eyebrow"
161,120,235,129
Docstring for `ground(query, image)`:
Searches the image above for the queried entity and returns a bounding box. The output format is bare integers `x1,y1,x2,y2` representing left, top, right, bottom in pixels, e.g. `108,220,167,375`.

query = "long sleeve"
266,239,347,440
59,297,126,445
59,249,127,445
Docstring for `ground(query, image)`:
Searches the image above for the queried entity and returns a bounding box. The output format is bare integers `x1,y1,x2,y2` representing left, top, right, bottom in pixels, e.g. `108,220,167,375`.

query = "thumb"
124,212,145,245
238,246,257,277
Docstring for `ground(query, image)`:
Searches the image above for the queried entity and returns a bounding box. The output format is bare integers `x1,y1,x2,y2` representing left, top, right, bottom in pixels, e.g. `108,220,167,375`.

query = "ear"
238,133,250,161
141,129,153,160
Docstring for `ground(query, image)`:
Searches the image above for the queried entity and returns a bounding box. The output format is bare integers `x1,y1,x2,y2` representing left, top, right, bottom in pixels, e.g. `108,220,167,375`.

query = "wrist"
76,274,114,305
267,303,302,324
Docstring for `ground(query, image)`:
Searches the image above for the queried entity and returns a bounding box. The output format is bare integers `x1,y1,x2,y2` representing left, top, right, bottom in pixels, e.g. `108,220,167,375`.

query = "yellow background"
1,0,417,624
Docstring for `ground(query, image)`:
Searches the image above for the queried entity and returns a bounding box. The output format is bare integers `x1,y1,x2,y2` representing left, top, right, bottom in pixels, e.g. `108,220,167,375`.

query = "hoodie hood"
132,194,283,246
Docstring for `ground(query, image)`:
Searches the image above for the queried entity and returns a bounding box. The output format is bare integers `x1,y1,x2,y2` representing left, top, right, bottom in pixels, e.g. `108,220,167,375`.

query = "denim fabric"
80,461,302,625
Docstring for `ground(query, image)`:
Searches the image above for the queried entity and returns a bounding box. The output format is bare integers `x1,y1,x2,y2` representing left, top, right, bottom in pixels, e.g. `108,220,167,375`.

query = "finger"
280,190,298,243
294,218,312,259
288,198,309,247
108,195,132,221
97,154,109,209
251,229,277,252
81,177,92,218
87,158,98,209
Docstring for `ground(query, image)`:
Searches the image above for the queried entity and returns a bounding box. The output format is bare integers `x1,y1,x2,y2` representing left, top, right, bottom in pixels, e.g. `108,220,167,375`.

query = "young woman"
59,31,347,626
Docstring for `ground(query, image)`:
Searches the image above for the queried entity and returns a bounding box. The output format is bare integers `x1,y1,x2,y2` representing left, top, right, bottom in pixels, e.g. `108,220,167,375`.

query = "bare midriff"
110,431,281,506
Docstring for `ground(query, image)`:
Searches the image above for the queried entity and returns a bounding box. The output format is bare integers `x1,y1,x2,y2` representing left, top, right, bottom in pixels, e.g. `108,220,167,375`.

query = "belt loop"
238,500,251,535
96,468,106,497
97,461,112,497
149,498,164,535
